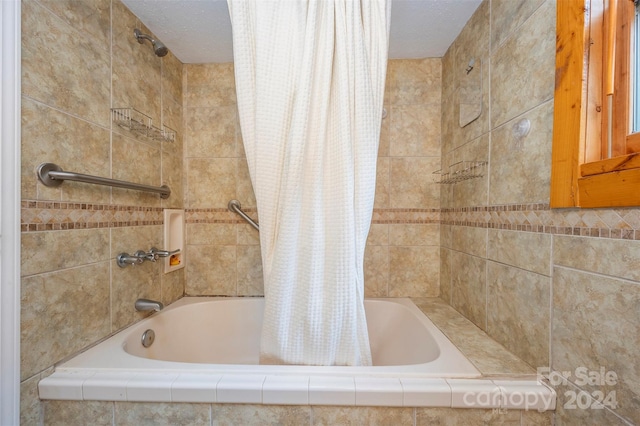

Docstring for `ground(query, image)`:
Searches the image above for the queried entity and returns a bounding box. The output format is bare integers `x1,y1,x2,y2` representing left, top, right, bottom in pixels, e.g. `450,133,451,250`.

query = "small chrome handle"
149,247,180,258
116,252,145,267
135,250,157,262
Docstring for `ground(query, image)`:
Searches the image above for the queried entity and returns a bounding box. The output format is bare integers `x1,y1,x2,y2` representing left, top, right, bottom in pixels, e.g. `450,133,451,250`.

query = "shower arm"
228,200,259,231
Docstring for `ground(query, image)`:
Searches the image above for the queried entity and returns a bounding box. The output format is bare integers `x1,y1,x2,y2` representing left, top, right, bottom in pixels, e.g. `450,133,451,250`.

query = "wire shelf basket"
111,108,176,142
432,160,487,184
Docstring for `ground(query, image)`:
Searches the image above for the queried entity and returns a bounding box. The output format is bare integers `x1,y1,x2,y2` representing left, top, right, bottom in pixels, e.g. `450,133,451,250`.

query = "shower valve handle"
149,247,180,259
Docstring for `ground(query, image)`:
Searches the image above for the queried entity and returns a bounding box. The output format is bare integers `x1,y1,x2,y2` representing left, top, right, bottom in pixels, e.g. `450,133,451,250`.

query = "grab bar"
37,163,171,199
228,200,259,231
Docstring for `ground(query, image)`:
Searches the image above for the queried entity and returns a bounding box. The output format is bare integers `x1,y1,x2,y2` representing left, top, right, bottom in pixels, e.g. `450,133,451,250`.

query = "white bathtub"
39,297,556,410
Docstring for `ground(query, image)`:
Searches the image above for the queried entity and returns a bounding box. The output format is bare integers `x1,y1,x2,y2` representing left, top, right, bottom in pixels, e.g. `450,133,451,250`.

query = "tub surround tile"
309,376,356,406
451,225,487,258
389,224,439,246
553,267,640,424
312,406,414,426
450,251,486,330
390,104,441,157
187,223,237,246
185,106,237,158
390,157,440,209
21,372,44,425
217,375,266,404
21,263,110,380
489,0,555,128
439,248,452,304
110,260,162,331
22,0,111,127
236,244,264,296
491,0,547,50
389,246,439,297
44,400,114,426
237,222,260,245
186,158,236,209
115,402,210,426
367,223,389,246
160,264,185,305
364,245,389,297
400,378,451,407
553,378,631,426
212,405,310,426
171,374,220,403
487,228,551,275
451,135,490,208
236,156,257,208
21,98,111,203
553,235,640,282
488,101,554,205
416,407,521,425
374,157,390,209
185,245,237,295
354,377,404,407
162,52,184,105
412,298,535,376
184,63,237,108
263,376,310,405
111,133,162,207
487,262,550,369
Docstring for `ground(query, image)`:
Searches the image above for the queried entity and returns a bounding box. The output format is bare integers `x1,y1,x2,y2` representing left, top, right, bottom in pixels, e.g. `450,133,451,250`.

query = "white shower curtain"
228,0,390,366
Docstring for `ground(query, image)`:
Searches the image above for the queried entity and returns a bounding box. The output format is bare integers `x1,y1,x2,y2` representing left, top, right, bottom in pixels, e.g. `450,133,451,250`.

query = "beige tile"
37,0,111,48
161,269,184,305
237,157,257,209
185,106,237,158
237,223,261,245
186,158,237,209
413,298,534,375
553,267,640,424
21,98,111,202
110,225,163,259
490,0,555,128
450,251,486,330
441,47,456,157
553,235,640,282
553,378,630,426
22,0,110,127
20,373,42,426
389,246,439,297
162,51,183,105
115,402,210,426
185,245,236,295
373,157,390,209
187,223,236,246
21,229,109,277
440,248,452,304
452,135,489,207
440,224,453,249
487,261,550,368
366,224,389,246
489,101,554,204
390,157,440,209
364,245,389,297
211,404,310,426
387,58,442,106
184,63,236,108
21,262,110,379
161,142,184,210
390,104,441,157
451,225,487,257
312,406,414,426
379,103,390,157
487,229,551,275
111,133,162,207
389,224,439,246
416,407,520,425
44,401,113,426
237,244,264,296
112,56,161,128
452,0,490,148
491,0,547,50
521,410,553,426
111,256,162,330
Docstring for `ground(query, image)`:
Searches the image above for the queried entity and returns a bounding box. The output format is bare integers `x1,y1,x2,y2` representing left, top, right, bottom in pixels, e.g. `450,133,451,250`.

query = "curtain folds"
228,0,390,366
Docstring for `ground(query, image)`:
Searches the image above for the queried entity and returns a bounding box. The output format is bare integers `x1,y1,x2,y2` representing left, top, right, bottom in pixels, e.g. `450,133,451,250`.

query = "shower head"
133,28,168,57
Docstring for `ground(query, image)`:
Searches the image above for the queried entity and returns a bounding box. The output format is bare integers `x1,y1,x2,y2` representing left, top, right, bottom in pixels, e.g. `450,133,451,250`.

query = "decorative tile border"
21,200,640,240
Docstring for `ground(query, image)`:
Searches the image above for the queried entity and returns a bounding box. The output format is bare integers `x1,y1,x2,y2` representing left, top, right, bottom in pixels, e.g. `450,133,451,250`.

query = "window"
551,0,640,208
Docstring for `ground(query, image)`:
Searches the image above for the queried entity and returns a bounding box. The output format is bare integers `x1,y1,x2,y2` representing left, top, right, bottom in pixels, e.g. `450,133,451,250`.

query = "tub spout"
135,298,163,312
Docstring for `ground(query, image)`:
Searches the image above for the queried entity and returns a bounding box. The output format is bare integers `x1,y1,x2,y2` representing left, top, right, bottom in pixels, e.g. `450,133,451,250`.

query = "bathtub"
39,297,556,410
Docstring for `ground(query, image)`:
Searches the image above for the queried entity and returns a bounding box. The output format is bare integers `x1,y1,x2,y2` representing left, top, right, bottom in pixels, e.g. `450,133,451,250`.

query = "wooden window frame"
551,0,640,208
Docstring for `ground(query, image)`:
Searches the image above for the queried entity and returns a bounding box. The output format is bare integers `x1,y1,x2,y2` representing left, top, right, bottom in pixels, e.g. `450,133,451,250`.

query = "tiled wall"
182,59,442,298
441,0,640,424
20,0,184,423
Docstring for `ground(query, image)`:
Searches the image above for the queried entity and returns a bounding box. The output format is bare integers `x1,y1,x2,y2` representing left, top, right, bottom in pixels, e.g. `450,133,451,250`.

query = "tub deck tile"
216,375,265,404
400,378,451,407
172,373,220,403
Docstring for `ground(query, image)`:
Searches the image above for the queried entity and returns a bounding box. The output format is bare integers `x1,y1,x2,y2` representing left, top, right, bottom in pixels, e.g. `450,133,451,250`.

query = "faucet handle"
135,250,157,262
149,247,180,258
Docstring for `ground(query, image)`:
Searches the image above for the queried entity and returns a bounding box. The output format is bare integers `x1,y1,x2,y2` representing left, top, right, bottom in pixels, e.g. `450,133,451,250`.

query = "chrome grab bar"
37,162,171,199
228,200,259,231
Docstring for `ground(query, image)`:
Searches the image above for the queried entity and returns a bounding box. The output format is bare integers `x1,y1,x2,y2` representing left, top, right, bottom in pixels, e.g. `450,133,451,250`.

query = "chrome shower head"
134,28,168,57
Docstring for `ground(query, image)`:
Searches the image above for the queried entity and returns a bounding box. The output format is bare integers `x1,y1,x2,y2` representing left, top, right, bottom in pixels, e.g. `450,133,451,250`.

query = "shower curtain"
228,0,390,366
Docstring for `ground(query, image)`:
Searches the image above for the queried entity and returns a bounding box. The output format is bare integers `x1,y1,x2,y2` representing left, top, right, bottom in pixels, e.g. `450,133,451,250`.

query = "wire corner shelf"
111,107,176,143
432,161,488,185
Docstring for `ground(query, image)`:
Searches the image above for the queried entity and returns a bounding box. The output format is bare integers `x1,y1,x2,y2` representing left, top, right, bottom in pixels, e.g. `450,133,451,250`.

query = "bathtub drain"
141,329,155,348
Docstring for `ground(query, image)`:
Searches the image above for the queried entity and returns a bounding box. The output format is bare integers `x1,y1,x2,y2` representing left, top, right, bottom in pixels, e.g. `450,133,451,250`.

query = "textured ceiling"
122,0,482,64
